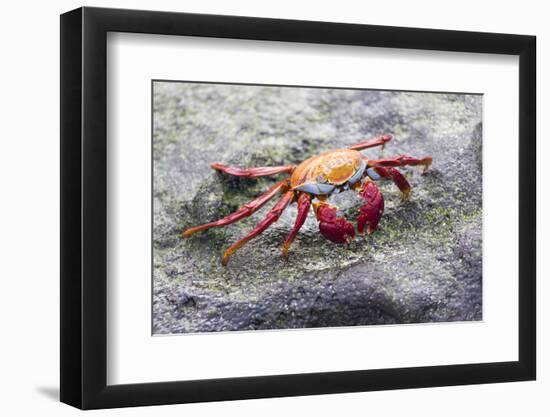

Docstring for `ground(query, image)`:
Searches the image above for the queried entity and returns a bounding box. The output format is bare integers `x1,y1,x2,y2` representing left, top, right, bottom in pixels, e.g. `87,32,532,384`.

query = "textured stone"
153,82,483,334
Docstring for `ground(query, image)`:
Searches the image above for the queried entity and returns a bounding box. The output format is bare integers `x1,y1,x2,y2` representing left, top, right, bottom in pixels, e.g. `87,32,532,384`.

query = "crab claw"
357,181,384,234
315,203,355,244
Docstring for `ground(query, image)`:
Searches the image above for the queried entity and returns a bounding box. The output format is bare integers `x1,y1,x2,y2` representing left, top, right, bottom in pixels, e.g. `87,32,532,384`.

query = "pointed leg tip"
221,250,232,266
183,225,206,238
282,245,290,259
421,158,433,174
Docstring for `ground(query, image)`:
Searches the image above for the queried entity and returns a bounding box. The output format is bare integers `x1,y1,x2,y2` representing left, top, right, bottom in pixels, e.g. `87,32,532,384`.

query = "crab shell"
290,149,379,195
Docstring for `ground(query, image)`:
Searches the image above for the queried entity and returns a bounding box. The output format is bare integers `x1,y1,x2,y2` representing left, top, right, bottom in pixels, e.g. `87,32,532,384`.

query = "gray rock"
153,82,483,334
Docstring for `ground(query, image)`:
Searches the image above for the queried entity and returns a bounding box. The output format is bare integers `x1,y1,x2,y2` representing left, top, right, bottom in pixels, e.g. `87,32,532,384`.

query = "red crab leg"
282,193,312,257
222,191,295,265
348,134,392,151
211,162,295,178
373,166,411,200
313,202,355,244
369,155,433,173
357,180,384,235
182,179,289,238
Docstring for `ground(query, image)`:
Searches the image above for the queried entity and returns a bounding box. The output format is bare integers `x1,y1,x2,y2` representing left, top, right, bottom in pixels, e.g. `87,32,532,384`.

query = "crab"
183,135,432,265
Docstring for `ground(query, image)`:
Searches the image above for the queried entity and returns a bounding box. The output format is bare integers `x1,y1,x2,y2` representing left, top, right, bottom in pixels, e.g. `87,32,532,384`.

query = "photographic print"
152,81,482,334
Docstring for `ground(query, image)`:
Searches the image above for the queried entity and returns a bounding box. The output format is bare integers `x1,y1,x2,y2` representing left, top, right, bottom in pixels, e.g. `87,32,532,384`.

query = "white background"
108,34,518,384
0,0,546,416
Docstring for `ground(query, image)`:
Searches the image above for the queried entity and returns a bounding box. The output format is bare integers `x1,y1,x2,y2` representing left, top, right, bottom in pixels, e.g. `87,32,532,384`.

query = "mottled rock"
153,82,483,334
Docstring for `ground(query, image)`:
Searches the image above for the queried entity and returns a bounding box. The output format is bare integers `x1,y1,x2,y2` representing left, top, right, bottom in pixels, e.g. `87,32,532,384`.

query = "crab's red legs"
182,179,289,238
222,191,295,265
211,162,295,178
357,180,385,235
369,155,433,173
373,166,411,200
282,193,312,257
348,134,392,151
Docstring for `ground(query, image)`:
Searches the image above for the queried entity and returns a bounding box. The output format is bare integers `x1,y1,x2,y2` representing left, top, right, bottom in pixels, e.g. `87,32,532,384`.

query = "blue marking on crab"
366,167,381,181
348,159,367,185
295,183,336,195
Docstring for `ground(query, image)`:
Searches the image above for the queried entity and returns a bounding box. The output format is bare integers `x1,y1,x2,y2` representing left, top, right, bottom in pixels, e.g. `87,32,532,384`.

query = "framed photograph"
60,6,536,409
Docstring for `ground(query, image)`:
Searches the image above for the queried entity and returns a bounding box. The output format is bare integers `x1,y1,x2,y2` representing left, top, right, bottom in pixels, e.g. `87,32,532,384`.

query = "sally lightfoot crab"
183,135,432,265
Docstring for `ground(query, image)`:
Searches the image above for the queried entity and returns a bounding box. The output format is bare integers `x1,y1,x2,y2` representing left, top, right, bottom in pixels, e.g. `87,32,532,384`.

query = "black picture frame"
60,6,536,410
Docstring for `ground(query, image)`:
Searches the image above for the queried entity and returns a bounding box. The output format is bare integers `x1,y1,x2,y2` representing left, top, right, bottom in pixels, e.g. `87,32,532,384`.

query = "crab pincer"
314,203,355,244
357,180,384,234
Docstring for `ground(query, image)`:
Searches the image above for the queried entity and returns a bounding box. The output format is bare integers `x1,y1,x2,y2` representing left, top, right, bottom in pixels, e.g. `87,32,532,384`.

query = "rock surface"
153,82,483,334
